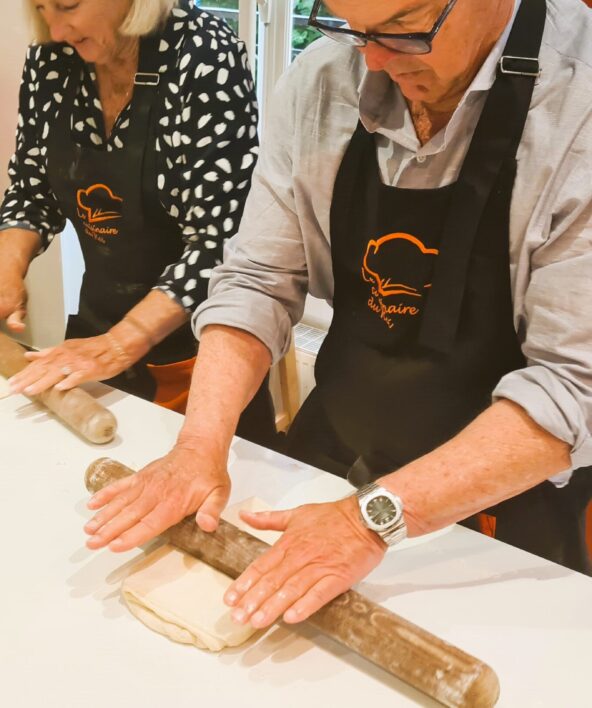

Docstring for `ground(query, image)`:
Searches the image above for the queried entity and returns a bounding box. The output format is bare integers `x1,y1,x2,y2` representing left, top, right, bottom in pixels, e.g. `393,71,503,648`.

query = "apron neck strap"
418,0,547,355
134,32,161,88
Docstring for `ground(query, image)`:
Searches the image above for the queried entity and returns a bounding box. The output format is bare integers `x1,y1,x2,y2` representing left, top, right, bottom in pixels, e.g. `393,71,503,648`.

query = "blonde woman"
0,0,274,440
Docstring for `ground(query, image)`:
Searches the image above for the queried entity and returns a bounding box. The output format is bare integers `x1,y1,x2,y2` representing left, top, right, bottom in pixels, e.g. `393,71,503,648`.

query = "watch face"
367,494,398,527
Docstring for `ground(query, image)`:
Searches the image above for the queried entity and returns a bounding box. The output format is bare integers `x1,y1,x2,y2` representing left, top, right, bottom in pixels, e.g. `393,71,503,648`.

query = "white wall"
0,3,66,349
0,6,28,193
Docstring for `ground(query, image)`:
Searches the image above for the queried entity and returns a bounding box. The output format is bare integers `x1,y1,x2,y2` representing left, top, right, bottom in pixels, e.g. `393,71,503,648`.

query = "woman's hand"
8,334,132,395
84,443,231,551
223,496,387,628
0,272,28,332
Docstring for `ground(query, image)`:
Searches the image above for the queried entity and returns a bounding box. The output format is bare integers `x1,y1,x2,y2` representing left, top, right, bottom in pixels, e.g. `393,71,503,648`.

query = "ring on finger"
60,365,74,376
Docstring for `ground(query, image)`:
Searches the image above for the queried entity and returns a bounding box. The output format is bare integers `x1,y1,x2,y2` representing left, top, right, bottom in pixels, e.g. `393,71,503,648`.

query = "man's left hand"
224,496,387,628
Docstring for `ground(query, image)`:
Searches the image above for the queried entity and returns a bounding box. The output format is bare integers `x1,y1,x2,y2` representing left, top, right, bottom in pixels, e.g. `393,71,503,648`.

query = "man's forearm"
177,325,272,455
379,399,572,536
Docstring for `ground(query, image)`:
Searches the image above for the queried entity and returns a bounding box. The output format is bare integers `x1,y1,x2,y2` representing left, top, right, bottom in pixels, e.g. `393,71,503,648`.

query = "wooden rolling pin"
86,458,500,707
0,332,117,444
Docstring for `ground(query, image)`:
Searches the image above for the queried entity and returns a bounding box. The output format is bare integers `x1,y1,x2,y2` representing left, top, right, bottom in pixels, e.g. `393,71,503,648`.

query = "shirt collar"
467,0,522,93
359,0,522,147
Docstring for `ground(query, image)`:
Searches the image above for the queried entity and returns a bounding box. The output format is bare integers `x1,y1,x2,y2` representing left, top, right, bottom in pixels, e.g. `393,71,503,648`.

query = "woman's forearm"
0,228,41,276
108,289,189,362
379,399,572,536
0,228,41,327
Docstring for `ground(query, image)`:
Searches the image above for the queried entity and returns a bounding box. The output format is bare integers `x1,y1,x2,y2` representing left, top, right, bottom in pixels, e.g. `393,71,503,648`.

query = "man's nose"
359,42,398,72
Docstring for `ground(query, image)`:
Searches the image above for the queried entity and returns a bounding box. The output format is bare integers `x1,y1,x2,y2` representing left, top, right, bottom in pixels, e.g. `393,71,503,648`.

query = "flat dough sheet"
122,497,280,651
0,374,11,399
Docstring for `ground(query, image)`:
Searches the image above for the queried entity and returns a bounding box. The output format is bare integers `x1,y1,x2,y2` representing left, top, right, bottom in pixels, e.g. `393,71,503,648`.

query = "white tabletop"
1,386,591,708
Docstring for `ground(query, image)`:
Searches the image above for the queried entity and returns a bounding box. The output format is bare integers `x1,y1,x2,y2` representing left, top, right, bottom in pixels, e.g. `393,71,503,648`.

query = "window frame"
201,1,299,130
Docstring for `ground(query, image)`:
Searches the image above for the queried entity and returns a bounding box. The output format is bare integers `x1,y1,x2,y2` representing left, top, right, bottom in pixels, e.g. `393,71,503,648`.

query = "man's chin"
390,76,433,102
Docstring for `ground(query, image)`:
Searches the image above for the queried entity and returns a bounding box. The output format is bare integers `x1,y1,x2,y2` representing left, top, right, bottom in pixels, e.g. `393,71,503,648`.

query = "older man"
86,0,592,628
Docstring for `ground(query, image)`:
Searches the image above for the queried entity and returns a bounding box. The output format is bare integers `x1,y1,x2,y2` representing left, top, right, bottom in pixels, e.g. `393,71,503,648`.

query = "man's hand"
223,496,387,628
8,334,136,395
0,273,28,332
84,443,231,552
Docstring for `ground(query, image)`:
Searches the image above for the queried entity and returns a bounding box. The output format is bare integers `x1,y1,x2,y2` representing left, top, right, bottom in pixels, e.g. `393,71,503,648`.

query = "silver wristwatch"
355,483,407,547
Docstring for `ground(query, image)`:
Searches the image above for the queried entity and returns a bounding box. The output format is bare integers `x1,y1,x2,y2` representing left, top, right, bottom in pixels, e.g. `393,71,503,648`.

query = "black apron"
287,0,591,574
46,34,278,446
47,34,195,399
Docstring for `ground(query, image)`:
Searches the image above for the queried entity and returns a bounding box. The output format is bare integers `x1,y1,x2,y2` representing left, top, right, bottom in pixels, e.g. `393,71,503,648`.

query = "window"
201,0,321,62
198,0,239,35
291,0,321,60
198,0,292,129
199,0,332,123
199,0,323,125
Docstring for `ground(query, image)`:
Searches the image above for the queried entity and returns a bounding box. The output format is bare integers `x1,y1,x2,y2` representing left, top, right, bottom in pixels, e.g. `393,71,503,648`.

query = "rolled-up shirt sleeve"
493,122,592,473
0,46,66,247
192,67,309,361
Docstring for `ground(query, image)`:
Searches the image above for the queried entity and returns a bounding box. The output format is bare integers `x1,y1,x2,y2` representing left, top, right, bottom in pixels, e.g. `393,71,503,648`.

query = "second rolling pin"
0,332,117,444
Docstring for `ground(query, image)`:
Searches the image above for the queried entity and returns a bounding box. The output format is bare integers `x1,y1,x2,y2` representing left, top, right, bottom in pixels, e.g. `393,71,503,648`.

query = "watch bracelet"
382,523,408,545
355,482,407,546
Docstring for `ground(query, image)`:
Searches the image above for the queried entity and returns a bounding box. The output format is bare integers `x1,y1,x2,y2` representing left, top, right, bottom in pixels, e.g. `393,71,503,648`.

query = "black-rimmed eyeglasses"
308,0,458,55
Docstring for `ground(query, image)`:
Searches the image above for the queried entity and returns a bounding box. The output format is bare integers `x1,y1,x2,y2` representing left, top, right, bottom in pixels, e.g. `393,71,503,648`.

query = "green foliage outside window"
198,0,239,33
293,0,321,54
199,0,325,57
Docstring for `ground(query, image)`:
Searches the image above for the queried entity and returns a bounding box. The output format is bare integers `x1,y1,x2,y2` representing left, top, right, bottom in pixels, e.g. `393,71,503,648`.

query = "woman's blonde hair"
25,0,179,44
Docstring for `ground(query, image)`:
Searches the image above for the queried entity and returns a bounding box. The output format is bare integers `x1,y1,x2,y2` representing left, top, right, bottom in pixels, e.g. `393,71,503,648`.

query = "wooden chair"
271,334,300,433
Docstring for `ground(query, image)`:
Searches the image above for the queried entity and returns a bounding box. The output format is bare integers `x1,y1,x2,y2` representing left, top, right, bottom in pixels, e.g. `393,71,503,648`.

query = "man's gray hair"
25,0,179,44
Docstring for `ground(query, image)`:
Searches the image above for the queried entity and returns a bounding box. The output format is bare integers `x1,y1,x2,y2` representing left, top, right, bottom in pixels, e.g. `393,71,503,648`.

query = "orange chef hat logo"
362,232,439,330
76,184,123,224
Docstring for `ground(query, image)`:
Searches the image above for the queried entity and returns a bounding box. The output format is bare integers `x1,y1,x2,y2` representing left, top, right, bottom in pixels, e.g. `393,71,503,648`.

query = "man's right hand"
83,325,272,554
0,273,28,331
83,442,232,552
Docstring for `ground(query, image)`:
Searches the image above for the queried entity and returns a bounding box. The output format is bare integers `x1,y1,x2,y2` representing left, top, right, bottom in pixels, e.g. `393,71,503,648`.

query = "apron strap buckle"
134,72,160,87
499,55,541,78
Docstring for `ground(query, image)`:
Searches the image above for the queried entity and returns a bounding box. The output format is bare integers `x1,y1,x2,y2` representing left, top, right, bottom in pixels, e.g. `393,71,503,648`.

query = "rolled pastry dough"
0,375,11,399
122,497,280,651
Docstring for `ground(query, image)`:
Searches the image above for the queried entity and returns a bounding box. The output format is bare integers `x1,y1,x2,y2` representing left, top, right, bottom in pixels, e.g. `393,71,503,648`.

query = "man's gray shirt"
194,0,592,480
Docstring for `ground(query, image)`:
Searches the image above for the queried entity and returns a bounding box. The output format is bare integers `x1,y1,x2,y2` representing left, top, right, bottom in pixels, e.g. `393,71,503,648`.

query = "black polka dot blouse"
0,0,259,312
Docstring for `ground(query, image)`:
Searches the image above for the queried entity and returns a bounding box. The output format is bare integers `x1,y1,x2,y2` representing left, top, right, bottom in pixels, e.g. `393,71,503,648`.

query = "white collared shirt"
361,0,522,186
195,0,592,481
